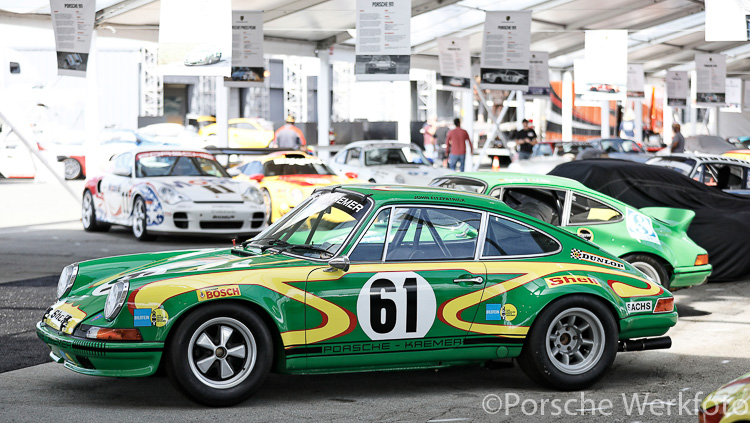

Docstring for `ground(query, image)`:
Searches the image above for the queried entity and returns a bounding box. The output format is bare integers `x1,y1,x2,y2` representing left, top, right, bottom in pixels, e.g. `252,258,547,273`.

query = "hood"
51,249,312,334
273,174,351,186
148,177,252,202
701,372,750,414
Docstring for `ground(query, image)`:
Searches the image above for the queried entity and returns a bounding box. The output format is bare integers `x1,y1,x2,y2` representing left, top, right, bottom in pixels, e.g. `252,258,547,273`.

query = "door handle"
453,276,483,285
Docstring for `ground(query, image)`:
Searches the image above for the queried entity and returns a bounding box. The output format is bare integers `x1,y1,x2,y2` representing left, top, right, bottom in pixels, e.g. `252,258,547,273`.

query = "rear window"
430,177,487,193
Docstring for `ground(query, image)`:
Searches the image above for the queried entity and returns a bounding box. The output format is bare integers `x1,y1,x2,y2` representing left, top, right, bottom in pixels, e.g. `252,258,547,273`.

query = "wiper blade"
230,248,253,257
286,244,334,258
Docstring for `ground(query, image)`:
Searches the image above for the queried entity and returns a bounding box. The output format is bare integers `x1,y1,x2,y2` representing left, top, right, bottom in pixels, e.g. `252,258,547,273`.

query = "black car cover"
549,159,750,281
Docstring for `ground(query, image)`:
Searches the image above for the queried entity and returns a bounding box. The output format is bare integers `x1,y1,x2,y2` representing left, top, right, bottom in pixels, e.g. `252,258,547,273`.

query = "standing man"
445,118,473,171
515,119,537,160
420,117,437,161
272,115,307,150
671,123,685,153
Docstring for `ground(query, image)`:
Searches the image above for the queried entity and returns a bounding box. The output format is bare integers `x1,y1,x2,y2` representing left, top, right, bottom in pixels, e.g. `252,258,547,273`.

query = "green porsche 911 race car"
38,185,677,406
431,172,711,289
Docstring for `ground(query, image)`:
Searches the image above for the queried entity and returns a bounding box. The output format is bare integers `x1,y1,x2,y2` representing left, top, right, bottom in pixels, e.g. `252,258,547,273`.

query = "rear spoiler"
639,207,695,233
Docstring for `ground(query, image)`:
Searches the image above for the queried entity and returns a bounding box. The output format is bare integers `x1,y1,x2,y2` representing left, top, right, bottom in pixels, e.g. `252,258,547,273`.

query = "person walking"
421,117,437,160
272,115,307,149
515,119,537,160
671,123,685,153
445,118,473,171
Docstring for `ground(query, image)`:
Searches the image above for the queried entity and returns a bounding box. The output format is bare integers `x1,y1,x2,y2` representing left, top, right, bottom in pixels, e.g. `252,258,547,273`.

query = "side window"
241,161,263,175
704,164,743,189
334,151,347,164
385,207,481,261
346,148,361,165
499,188,565,226
568,193,621,224
114,153,132,176
349,209,391,262
483,215,559,257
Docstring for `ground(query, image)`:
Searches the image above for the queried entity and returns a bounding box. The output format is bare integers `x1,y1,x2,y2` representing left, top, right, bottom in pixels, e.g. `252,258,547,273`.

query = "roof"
342,140,409,148
3,0,744,76
447,171,589,191
334,183,515,212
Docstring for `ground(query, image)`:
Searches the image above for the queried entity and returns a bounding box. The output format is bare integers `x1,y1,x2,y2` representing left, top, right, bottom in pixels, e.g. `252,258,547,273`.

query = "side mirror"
326,256,350,272
248,173,264,182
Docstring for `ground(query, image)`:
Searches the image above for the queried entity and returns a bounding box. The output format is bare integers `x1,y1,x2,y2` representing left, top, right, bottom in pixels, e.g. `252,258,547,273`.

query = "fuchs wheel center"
215,347,227,359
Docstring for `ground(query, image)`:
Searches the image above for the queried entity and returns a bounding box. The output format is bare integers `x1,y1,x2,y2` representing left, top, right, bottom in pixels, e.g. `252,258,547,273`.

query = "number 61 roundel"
356,272,437,340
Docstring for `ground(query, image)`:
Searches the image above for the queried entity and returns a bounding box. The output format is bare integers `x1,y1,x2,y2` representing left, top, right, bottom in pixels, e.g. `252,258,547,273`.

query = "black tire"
165,303,273,406
368,178,376,183
63,158,83,180
517,295,618,391
623,254,670,289
81,190,110,232
262,189,272,224
132,196,156,241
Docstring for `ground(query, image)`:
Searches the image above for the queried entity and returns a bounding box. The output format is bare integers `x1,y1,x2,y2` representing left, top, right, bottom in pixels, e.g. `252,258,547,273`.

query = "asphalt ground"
1,180,750,422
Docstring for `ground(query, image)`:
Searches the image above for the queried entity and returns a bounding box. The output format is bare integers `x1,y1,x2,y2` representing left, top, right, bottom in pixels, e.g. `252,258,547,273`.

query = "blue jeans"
449,154,465,171
518,151,532,160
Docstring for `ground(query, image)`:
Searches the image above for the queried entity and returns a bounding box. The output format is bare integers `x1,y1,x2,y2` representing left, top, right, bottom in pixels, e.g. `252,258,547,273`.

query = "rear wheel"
81,190,110,232
63,158,82,180
517,295,617,391
132,197,155,241
623,254,669,289
165,303,273,406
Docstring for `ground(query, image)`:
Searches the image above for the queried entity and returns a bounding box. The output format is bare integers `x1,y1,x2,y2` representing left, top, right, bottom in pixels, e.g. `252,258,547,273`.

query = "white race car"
329,140,449,185
81,148,267,240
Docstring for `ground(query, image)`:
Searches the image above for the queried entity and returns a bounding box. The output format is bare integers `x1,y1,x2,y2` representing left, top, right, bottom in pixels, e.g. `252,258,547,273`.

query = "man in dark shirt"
445,118,473,171
515,119,537,160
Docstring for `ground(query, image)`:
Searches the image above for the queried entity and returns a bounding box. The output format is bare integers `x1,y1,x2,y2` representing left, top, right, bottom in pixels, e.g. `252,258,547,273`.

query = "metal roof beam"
95,0,156,26
263,0,331,23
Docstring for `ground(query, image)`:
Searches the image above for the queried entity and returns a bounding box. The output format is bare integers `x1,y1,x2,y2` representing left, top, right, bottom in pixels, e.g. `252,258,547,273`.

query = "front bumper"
36,321,163,377
670,264,712,289
618,311,678,340
154,202,266,235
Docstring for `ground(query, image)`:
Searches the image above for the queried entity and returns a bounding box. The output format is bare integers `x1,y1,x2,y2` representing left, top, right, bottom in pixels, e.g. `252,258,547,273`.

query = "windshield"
364,146,429,166
647,157,695,176
430,177,487,193
249,191,372,259
599,139,644,153
263,157,336,176
135,151,229,178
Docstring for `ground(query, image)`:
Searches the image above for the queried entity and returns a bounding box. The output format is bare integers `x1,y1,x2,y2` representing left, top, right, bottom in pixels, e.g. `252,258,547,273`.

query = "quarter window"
385,207,481,261
498,187,565,226
483,215,559,257
568,193,621,224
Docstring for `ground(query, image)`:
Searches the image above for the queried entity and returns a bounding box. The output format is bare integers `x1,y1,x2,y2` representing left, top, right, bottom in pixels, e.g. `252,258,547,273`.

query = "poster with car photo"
695,53,726,107
225,11,265,87
437,37,471,91
666,71,688,108
721,78,742,113
581,30,627,100
355,0,411,81
50,0,95,77
480,11,531,90
524,52,550,98
627,64,645,99
158,0,231,77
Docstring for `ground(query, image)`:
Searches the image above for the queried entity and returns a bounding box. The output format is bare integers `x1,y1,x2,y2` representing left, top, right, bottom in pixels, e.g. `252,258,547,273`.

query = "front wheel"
81,190,110,232
132,197,155,241
165,303,273,406
262,189,273,224
517,295,617,391
623,254,669,289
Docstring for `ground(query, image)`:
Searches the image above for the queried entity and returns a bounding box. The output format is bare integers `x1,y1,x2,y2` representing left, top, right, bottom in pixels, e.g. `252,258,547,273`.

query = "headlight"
242,186,264,204
56,264,78,299
159,186,190,205
104,279,130,321
290,188,305,205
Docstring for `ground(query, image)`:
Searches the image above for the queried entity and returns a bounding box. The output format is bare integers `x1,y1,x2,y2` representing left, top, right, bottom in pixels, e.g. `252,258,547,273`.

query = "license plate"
626,301,653,314
46,309,72,331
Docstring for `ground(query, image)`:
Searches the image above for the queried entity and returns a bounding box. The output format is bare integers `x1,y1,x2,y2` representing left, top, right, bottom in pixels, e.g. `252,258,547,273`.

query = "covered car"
646,154,750,196
549,159,750,281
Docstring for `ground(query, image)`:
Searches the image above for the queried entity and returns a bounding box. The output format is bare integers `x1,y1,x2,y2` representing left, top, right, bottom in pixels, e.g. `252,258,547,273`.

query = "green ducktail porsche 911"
39,185,677,406
431,172,712,289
